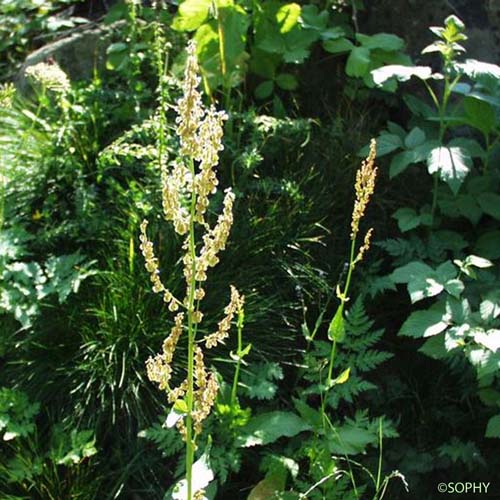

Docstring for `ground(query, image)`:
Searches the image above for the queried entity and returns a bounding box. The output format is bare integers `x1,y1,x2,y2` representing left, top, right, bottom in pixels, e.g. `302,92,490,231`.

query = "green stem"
374,417,383,499
185,158,198,500
326,236,356,387
230,311,244,407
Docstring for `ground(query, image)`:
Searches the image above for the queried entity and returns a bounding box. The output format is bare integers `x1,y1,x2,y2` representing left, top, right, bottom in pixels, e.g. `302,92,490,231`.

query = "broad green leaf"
371,65,433,86
404,127,426,149
299,4,328,31
427,146,472,194
474,330,500,352
465,255,494,268
475,231,500,260
236,411,310,447
293,398,323,429
444,324,468,351
328,306,345,342
255,80,274,99
408,277,443,303
322,37,354,53
346,46,371,77
404,94,435,117
486,414,500,438
373,133,403,156
480,291,500,321
328,424,376,455
391,261,434,284
389,150,418,178
399,309,448,338
276,3,301,34
392,207,421,232
172,0,212,31
356,33,405,51
444,278,464,298
275,73,298,90
446,297,471,324
321,26,348,41
419,335,448,360
463,97,496,135
478,193,500,220
448,137,485,159
454,59,500,87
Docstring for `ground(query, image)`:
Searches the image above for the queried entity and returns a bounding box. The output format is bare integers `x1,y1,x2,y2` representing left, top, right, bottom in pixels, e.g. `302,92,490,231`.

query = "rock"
363,0,500,63
17,21,124,92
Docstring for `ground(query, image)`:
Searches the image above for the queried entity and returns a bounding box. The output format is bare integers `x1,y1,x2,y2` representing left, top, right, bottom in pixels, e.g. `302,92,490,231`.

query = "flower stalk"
324,139,377,396
140,41,242,499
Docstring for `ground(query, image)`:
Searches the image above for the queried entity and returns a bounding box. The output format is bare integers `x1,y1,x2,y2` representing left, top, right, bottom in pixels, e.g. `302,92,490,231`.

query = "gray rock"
17,21,124,92
363,0,500,63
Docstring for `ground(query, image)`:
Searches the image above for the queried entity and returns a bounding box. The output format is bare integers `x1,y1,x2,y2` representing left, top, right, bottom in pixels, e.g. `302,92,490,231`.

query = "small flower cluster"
140,41,242,448
350,139,377,264
25,61,70,93
351,138,377,240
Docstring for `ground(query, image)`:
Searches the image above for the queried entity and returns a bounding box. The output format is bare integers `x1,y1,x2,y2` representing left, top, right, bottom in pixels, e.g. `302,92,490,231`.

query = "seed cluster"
140,41,242,445
351,138,377,240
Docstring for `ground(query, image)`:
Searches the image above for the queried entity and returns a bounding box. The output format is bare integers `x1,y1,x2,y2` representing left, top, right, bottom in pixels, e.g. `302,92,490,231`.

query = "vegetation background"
1,0,499,499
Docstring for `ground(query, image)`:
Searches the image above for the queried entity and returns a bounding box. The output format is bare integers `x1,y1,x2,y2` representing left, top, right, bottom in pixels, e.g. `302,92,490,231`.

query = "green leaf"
322,37,354,53
391,261,434,284
444,279,464,298
404,127,426,149
475,231,500,260
427,146,472,194
371,65,433,86
392,207,421,232
276,3,301,34
478,193,500,220
474,329,500,353
399,309,448,338
328,306,345,342
389,150,418,178
374,133,403,157
330,367,350,386
463,97,496,135
275,73,298,90
346,46,371,77
321,26,348,41
293,398,323,429
485,414,500,438
172,0,212,31
419,335,448,359
356,33,405,51
327,422,377,455
236,412,310,447
255,80,274,99
299,4,328,31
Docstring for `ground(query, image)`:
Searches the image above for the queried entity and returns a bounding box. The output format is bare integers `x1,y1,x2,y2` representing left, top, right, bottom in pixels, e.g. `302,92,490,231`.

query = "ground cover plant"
0,1,499,499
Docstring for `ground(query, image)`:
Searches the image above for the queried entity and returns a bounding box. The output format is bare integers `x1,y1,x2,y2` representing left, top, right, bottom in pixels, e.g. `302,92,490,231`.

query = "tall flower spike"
175,42,204,158
351,139,377,239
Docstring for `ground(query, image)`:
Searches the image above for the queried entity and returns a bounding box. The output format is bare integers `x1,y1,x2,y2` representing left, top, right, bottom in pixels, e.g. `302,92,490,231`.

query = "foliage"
0,0,87,79
1,2,499,499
